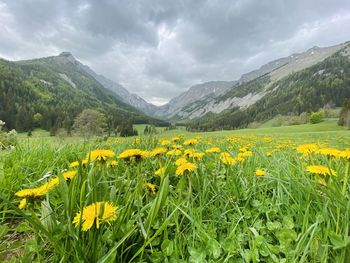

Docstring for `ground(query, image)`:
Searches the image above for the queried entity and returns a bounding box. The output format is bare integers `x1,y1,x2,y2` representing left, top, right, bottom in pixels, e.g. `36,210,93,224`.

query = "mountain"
157,42,347,121
0,52,167,132
72,56,158,115
187,42,350,131
154,81,236,119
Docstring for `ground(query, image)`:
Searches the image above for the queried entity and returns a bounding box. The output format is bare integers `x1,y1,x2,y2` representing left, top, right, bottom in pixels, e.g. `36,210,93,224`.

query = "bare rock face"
156,42,347,121
53,52,158,115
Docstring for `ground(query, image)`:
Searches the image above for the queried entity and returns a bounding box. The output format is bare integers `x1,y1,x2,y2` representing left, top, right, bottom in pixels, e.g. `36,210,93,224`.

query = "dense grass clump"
0,130,350,262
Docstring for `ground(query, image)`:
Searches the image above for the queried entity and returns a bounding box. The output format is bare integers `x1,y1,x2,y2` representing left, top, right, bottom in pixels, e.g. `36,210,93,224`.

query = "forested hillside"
0,55,167,133
188,50,350,131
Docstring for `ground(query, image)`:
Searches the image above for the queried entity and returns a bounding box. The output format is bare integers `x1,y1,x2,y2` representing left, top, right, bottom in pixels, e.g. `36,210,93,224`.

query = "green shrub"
310,111,324,124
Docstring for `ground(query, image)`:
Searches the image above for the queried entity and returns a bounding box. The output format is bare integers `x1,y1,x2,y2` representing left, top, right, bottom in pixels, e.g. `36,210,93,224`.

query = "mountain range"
0,41,349,132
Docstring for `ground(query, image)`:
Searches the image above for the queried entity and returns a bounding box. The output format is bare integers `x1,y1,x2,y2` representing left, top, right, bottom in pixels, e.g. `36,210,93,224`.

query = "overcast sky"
1,0,350,105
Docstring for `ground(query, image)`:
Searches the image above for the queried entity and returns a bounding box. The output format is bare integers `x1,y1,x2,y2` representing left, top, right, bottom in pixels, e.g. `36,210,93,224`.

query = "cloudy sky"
1,0,350,105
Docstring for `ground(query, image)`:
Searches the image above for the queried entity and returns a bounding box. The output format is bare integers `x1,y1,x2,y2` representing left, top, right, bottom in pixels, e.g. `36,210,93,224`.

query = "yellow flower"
175,157,188,166
255,169,267,177
69,159,89,168
265,152,273,157
155,167,166,176
69,161,80,168
144,183,157,194
15,178,59,198
184,149,204,159
63,170,78,181
166,149,182,156
317,147,341,158
87,149,115,161
306,165,337,176
220,152,236,165
161,140,171,146
18,198,27,209
297,144,318,156
206,147,221,153
239,147,248,153
340,150,350,160
118,149,148,161
108,160,118,167
183,139,198,146
150,147,167,157
72,202,117,231
175,162,198,176
172,136,180,142
172,144,183,150
239,151,253,158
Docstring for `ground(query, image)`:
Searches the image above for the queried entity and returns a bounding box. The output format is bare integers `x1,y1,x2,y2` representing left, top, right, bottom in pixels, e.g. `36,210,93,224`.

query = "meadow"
0,120,350,262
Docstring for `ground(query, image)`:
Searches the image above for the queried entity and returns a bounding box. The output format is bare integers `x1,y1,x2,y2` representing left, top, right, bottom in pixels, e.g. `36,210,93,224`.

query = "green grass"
1,121,350,262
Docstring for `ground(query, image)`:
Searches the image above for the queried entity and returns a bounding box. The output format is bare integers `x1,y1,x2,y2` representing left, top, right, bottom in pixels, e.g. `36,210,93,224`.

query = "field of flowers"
1,130,350,262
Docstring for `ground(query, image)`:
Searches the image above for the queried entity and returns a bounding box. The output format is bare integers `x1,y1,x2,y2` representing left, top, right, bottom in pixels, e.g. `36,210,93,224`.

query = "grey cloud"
0,0,349,104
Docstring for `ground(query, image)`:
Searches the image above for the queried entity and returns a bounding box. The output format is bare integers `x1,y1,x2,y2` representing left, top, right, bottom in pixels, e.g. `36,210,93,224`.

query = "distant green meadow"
0,120,349,262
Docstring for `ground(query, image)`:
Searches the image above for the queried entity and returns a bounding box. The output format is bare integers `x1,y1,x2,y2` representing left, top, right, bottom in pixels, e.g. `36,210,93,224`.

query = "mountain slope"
0,53,166,132
154,81,236,118
160,42,347,121
187,43,350,131
74,57,158,115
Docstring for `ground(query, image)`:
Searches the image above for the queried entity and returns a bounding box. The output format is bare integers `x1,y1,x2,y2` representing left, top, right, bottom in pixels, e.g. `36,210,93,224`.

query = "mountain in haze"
0,52,166,132
187,42,350,131
157,41,348,122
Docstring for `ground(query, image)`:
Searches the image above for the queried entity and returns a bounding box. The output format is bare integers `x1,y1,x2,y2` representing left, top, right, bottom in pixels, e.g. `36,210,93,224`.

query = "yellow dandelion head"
63,170,78,181
87,149,115,162
144,183,157,194
73,202,117,231
166,149,182,156
175,162,198,176
206,147,221,153
306,165,337,176
151,147,167,157
183,139,198,146
175,157,188,166
255,169,267,177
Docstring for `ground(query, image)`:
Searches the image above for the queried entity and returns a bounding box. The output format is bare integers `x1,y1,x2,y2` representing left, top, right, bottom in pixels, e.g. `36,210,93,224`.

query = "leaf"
267,221,282,231
161,239,174,256
0,225,9,239
329,231,350,250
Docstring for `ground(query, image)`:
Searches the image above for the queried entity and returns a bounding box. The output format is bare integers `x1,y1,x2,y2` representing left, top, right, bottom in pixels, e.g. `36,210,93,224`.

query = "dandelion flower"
87,149,115,162
220,152,236,165
340,150,350,160
317,147,341,158
172,136,180,142
72,202,117,231
150,147,167,157
297,144,318,157
175,162,198,176
18,198,27,209
306,165,337,176
118,149,148,161
144,183,157,194
255,169,267,177
108,160,118,167
161,140,171,146
175,157,188,166
63,170,78,181
206,147,221,153
183,139,198,146
166,149,182,156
